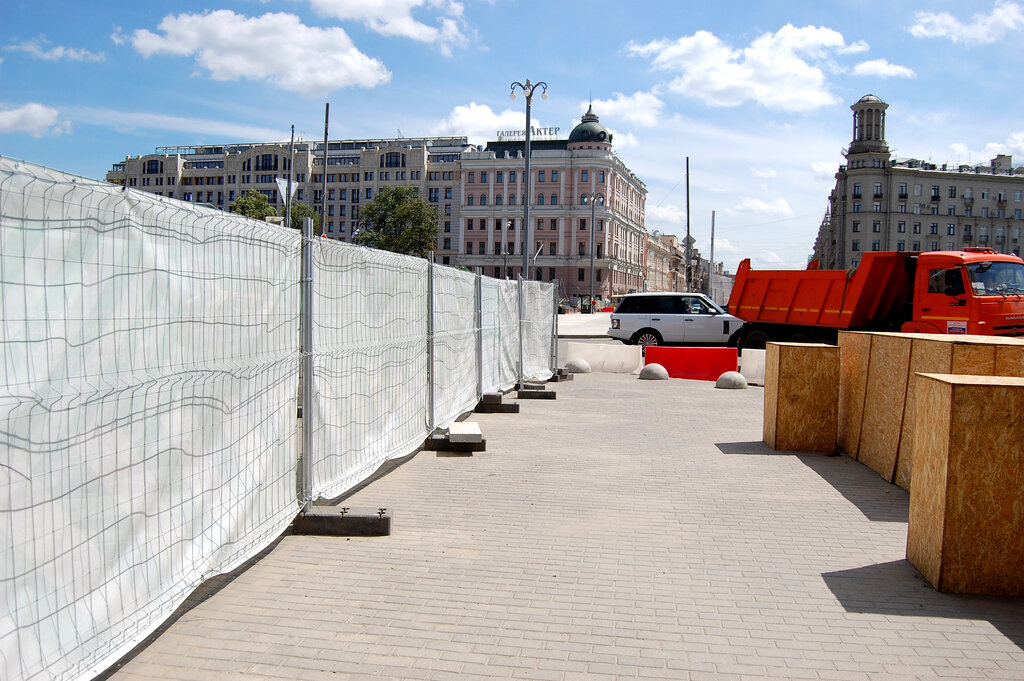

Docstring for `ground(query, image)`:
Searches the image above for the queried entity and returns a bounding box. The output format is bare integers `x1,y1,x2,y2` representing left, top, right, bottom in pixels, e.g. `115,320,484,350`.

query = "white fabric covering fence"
0,157,556,681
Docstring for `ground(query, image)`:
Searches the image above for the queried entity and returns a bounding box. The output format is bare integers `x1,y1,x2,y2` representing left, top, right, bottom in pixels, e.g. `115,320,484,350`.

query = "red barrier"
644,346,738,381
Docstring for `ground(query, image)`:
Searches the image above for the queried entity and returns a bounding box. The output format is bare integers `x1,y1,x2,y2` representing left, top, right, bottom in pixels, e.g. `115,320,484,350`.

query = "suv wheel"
632,329,662,346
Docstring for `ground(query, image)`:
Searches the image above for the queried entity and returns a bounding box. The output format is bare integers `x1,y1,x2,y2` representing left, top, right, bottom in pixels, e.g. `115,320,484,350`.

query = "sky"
4,1,1024,271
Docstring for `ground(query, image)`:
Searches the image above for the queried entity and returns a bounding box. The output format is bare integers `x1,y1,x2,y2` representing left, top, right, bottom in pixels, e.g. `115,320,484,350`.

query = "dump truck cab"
905,248,1024,336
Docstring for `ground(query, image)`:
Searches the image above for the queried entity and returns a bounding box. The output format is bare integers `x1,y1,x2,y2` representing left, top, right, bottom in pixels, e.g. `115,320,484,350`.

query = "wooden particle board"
763,342,839,452
837,331,873,459
857,334,913,481
907,373,1024,595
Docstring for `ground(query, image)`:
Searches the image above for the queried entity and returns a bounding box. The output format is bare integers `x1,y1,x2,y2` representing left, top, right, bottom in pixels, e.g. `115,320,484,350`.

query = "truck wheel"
632,329,662,346
741,330,769,350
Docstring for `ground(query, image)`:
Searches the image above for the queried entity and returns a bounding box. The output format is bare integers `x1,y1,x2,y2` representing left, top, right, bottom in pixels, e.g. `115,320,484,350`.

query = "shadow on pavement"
798,452,910,523
823,559,1024,652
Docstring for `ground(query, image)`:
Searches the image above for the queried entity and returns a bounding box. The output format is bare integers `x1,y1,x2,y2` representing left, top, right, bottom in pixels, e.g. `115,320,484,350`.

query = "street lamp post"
582,192,604,313
509,79,547,280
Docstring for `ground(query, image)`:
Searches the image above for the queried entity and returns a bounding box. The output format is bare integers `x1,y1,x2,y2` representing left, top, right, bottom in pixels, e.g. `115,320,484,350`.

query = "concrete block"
738,349,766,386
293,506,392,536
448,421,482,443
565,342,642,373
907,373,1024,595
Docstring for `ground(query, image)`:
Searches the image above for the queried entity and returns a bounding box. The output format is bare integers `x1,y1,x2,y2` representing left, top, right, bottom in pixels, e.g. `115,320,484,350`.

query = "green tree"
286,200,322,236
230,189,274,221
355,185,439,257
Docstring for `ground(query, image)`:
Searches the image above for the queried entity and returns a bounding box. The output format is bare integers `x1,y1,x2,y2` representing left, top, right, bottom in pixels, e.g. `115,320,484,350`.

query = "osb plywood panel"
765,343,839,452
858,335,913,482
837,331,872,459
908,373,1024,595
994,345,1024,377
950,343,996,376
894,338,953,491
763,343,780,449
906,375,953,591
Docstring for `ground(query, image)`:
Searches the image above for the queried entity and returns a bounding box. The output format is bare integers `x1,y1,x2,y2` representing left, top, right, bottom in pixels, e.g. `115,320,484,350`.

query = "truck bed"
728,252,914,330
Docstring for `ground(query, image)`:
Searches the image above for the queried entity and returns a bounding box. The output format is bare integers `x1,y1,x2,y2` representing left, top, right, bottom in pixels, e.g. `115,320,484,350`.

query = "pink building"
455,107,648,300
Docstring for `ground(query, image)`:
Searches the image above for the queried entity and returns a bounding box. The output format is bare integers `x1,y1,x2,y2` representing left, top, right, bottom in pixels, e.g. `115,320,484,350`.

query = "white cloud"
302,0,469,56
647,203,685,224
852,58,915,78
431,102,545,145
627,24,865,112
812,161,838,177
68,107,287,141
588,90,663,127
5,37,105,62
750,167,776,178
0,103,70,136
725,197,794,217
909,1,1024,44
131,11,390,96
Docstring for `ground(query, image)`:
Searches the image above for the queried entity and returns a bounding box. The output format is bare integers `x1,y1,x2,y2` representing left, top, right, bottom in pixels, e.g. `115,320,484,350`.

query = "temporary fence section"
307,243,430,501
0,157,557,681
0,158,302,681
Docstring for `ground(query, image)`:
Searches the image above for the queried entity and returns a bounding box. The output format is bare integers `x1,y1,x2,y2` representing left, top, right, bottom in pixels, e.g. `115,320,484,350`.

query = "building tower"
848,94,889,160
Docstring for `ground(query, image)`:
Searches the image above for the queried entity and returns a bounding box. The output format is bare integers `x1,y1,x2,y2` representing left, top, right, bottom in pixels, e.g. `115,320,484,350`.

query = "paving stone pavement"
103,373,1024,681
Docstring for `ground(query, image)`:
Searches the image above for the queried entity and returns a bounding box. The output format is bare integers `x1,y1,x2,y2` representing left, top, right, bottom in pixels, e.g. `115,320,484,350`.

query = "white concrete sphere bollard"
715,371,748,389
565,358,592,374
639,363,669,380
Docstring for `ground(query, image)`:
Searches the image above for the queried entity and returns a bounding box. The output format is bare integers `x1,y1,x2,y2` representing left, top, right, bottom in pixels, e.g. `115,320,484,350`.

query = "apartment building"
106,107,648,288
816,94,1024,269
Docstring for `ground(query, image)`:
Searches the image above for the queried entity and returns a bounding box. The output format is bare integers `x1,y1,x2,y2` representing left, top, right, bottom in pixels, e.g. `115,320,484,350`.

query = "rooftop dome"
856,94,883,104
568,105,612,145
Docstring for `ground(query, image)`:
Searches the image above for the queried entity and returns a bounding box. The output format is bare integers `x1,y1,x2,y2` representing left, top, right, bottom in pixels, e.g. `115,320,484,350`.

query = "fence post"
300,216,314,512
517,275,525,388
427,252,436,431
475,273,483,400
551,281,558,374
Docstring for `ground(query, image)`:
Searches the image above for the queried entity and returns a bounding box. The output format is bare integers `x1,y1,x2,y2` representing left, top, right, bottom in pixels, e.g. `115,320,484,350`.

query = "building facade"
816,94,1024,270
106,108,648,293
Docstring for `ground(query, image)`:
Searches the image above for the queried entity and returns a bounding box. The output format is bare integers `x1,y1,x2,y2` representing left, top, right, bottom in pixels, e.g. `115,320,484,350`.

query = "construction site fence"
0,157,557,681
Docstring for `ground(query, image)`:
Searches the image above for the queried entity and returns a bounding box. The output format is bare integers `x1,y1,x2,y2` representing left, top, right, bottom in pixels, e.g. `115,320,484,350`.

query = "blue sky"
4,1,1024,271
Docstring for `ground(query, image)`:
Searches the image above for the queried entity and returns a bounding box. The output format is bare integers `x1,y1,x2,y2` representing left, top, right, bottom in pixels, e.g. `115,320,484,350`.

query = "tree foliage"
355,185,439,257
230,189,274,221
286,200,321,236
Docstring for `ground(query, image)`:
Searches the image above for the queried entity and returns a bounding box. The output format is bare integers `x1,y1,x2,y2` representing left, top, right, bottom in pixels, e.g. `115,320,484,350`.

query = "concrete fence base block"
639,363,669,380
293,506,392,536
715,371,748,389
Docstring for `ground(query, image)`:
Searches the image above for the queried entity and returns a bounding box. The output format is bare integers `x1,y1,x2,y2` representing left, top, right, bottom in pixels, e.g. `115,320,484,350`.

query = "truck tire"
740,329,769,351
631,329,662,347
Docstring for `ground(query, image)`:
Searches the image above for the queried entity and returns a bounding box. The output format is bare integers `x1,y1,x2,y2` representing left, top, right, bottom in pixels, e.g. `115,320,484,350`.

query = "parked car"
608,292,744,346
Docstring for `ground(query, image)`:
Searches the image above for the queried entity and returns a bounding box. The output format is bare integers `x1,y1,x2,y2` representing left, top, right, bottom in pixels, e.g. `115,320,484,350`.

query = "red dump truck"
727,248,1024,349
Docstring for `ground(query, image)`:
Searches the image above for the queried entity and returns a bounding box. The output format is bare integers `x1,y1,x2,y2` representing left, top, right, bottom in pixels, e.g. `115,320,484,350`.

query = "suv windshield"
965,261,1024,295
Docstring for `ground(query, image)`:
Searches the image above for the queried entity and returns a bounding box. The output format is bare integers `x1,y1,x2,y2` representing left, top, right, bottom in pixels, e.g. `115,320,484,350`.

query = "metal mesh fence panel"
431,266,478,429
480,278,519,393
522,281,556,380
0,158,301,681
308,242,429,501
